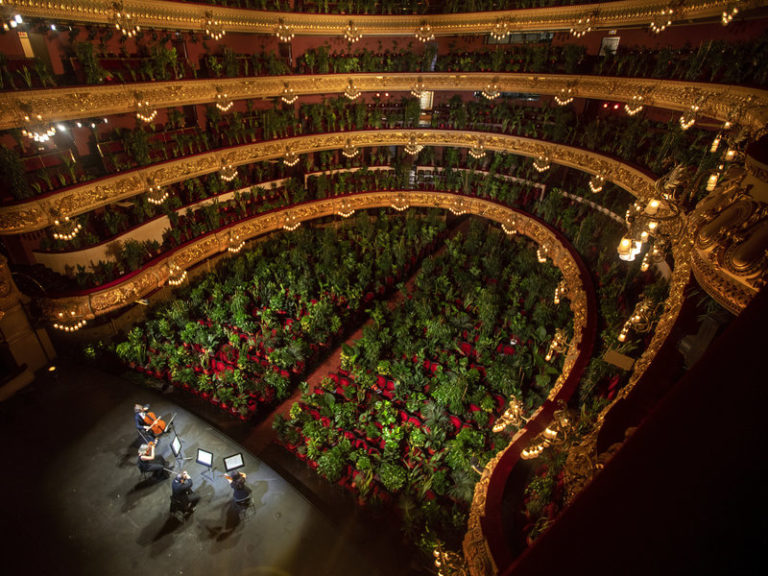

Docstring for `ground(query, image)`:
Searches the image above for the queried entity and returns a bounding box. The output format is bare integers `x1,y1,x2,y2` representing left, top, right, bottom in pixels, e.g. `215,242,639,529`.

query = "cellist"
134,403,160,443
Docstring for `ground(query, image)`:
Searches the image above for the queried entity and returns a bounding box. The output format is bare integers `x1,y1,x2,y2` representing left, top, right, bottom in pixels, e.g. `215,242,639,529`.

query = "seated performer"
225,471,251,504
171,471,200,513
134,404,155,443
137,442,168,479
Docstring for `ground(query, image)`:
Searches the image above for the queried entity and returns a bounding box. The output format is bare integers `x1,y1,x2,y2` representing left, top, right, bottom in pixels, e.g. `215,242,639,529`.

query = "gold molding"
2,74,766,132
0,129,657,235
4,0,742,36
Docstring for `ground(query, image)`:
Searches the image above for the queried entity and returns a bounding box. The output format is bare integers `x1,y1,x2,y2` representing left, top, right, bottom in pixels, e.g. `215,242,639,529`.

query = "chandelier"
501,216,517,236
112,2,140,38
283,211,301,231
588,173,606,193
215,89,233,112
344,79,361,101
481,79,500,101
344,21,362,43
52,215,83,241
678,103,700,130
337,198,355,218
404,136,423,156
569,17,592,38
53,310,88,333
21,114,56,144
449,198,467,216
618,195,682,263
204,12,225,41
342,139,359,159
521,400,573,460
722,5,739,26
492,396,527,433
432,542,469,576
391,193,410,212
545,328,568,362
490,18,510,41
168,262,187,286
276,19,294,42
618,296,660,342
650,8,674,34
533,155,550,172
415,22,435,43
410,78,426,98
136,97,157,123
640,239,666,272
624,94,645,116
468,140,486,160
553,279,567,305
227,231,245,254
146,184,169,206
554,87,575,106
283,148,300,167
220,164,238,182
2,13,23,32
281,83,298,105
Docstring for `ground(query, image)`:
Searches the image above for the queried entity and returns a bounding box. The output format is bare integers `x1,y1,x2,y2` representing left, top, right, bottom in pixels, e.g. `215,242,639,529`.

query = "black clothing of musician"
228,472,251,504
137,443,167,479
171,473,200,510
134,404,156,442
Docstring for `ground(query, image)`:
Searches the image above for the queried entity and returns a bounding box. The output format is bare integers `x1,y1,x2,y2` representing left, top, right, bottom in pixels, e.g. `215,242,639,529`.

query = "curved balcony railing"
1,73,765,132
0,129,659,234
6,0,742,36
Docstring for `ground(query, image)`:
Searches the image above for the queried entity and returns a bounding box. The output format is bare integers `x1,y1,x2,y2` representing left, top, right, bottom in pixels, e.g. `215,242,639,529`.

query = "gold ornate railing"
0,129,658,235
4,0,741,36
2,74,765,132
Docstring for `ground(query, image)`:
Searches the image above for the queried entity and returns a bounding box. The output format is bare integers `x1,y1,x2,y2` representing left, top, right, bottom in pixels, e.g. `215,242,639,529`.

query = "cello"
140,405,167,436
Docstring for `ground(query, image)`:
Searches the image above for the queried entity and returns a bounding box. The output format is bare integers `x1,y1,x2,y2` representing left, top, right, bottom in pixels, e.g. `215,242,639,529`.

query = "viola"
142,410,167,435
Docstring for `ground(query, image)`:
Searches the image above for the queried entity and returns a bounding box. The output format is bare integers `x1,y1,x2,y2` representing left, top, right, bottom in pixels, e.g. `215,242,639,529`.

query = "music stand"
223,452,245,473
196,448,215,481
163,412,177,435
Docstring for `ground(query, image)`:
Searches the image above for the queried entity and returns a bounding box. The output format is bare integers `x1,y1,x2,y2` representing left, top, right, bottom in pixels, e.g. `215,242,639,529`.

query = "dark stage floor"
0,361,413,576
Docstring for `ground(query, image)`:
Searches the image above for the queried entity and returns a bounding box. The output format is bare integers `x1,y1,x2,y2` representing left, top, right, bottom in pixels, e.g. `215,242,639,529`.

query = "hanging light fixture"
52,215,83,241
545,328,568,362
136,96,157,124
281,83,298,105
501,216,517,236
344,79,361,101
168,262,188,286
404,136,423,156
569,17,592,38
337,198,355,218
410,78,426,98
283,211,301,231
722,4,739,26
554,86,575,106
481,79,500,101
215,88,233,112
650,7,674,34
21,113,56,144
3,13,23,32
391,193,410,212
490,18,510,41
618,296,659,342
276,19,294,42
449,198,467,216
536,245,549,263
112,2,140,38
228,231,245,254
415,21,435,43
344,20,362,43
146,184,169,206
553,280,567,305
589,173,606,194
283,148,300,167
204,12,226,41
342,139,359,159
53,310,87,332
220,163,238,182
624,94,645,116
679,103,700,131
492,396,526,433
533,155,550,172
468,139,486,160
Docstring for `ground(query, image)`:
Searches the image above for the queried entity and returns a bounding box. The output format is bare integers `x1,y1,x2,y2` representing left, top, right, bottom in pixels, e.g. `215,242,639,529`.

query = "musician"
225,471,251,504
134,404,156,443
171,471,200,513
137,442,168,479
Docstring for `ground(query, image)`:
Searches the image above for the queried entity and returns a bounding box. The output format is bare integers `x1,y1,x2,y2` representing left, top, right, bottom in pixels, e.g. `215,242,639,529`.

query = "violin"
142,409,167,436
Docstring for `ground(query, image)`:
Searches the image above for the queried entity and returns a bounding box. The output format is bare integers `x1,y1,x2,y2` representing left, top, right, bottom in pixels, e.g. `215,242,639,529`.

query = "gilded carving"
0,130,658,235
1,74,765,132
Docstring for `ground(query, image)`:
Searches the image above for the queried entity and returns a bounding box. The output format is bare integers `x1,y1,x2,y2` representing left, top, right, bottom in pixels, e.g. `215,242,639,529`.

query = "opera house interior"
0,1,766,575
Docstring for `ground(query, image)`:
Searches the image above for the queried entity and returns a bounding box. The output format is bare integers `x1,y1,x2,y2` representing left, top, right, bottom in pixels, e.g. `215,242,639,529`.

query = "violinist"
171,471,200,514
137,441,169,479
225,471,251,505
